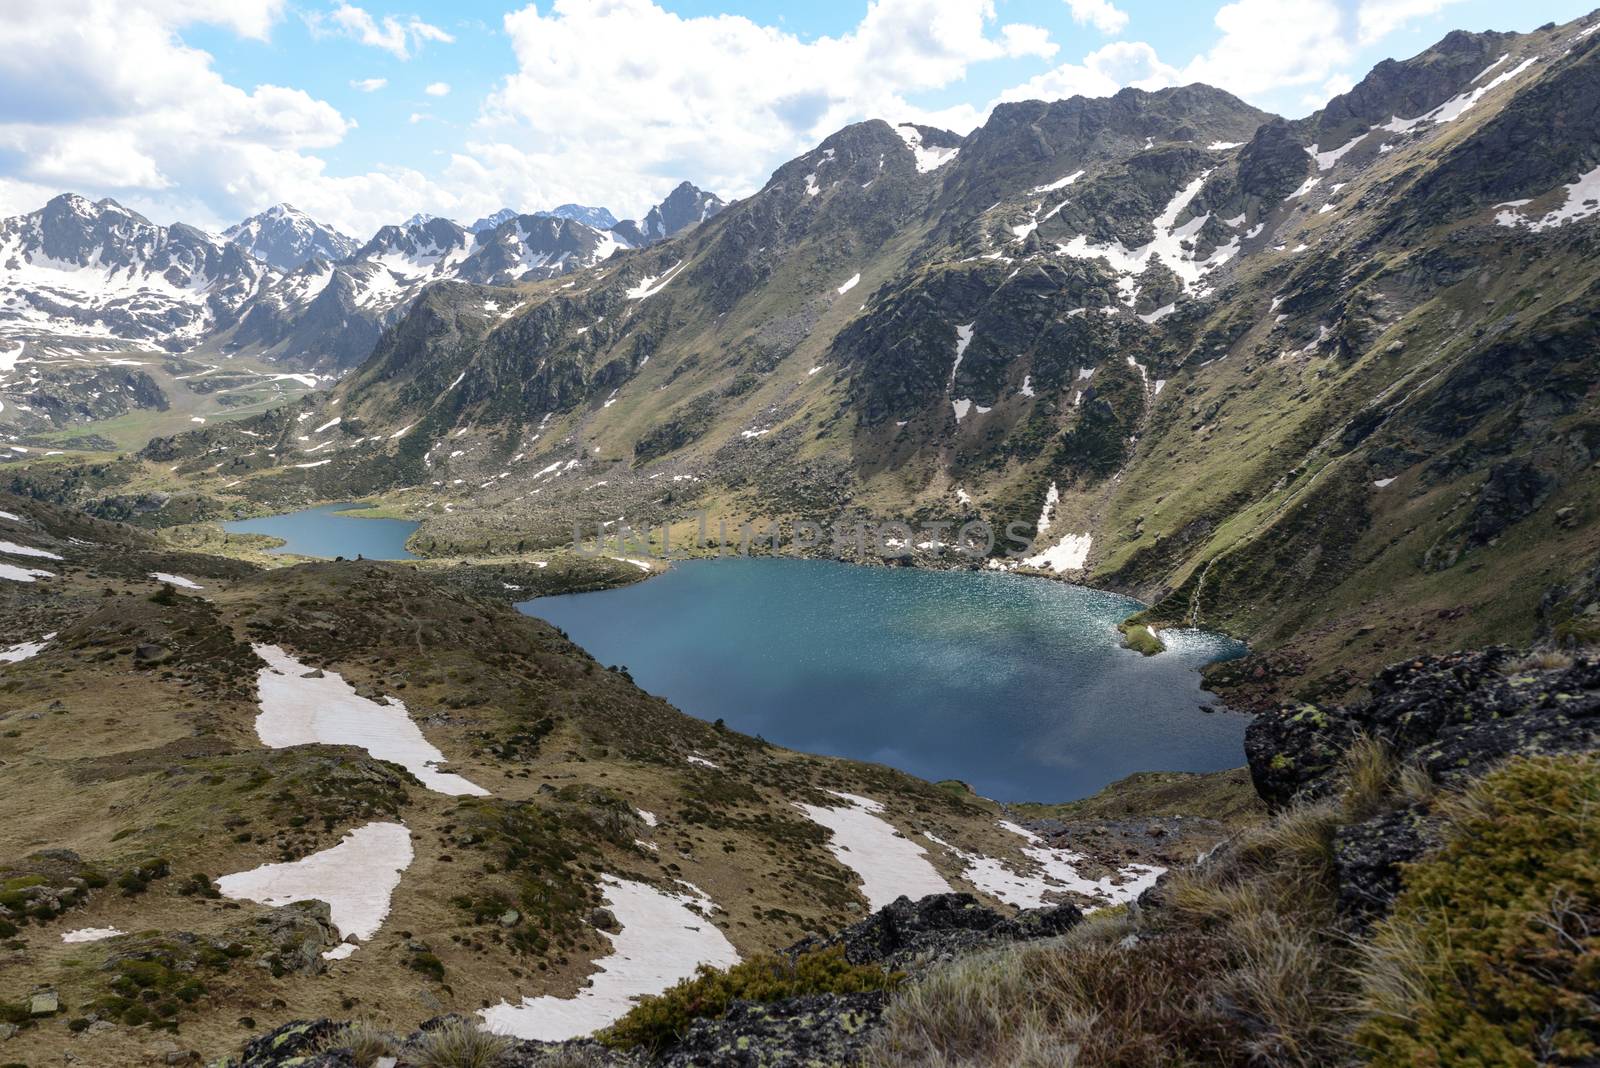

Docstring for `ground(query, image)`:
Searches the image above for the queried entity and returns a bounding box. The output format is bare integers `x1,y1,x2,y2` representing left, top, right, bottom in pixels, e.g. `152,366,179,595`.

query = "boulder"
661,991,887,1067
791,892,1083,971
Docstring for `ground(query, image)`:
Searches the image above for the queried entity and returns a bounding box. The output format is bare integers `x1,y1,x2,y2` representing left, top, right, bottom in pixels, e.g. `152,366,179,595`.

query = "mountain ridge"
7,11,1600,709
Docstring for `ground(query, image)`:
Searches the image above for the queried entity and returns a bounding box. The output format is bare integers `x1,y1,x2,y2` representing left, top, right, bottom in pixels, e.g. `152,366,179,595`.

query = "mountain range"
0,182,726,375
7,11,1600,708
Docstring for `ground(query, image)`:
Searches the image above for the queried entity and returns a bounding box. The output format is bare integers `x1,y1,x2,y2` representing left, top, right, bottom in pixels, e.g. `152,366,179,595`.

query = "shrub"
602,944,901,1053
316,1020,398,1067
869,798,1351,1068
411,1019,513,1068
1356,754,1600,1066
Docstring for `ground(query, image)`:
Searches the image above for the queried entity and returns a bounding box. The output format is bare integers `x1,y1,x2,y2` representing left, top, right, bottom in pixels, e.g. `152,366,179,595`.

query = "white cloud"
424,81,451,96
1181,0,1351,99
1302,71,1356,108
1000,24,1059,61
316,3,454,60
0,0,1500,241
465,0,1052,217
0,0,365,228
1066,0,1130,35
1356,0,1466,46
998,41,1179,103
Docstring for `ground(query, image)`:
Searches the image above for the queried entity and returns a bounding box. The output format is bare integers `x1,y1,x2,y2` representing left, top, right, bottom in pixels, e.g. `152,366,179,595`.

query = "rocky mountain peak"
542,203,619,229
468,208,519,233
1310,28,1519,143
224,203,358,271
611,182,724,246
1235,117,1312,201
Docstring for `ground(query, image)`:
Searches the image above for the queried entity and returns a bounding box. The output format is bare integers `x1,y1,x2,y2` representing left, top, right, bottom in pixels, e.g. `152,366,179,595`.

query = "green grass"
1120,622,1165,656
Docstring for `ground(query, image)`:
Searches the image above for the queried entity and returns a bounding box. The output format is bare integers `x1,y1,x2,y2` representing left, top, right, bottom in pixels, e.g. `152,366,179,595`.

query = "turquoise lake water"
222,503,419,560
521,557,1249,803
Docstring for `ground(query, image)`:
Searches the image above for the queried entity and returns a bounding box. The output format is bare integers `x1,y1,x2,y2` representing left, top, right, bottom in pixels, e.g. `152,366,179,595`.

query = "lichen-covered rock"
1244,702,1358,808
1331,803,1436,916
1246,648,1600,808
232,900,339,977
659,991,886,1067
219,1018,345,1068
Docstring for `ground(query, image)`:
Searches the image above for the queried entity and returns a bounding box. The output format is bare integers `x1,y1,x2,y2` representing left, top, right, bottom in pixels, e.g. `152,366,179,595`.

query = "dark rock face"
612,182,725,246
1236,119,1312,202
224,204,358,271
228,1019,347,1067
1247,648,1600,808
1247,648,1600,914
1331,803,1437,916
1403,34,1600,225
0,194,274,349
942,84,1269,220
793,892,1083,970
1311,29,1514,143
454,214,619,285
1245,702,1360,808
1467,460,1553,544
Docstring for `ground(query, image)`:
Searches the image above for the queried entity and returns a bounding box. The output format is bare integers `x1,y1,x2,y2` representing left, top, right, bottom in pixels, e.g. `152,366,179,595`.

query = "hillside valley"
1,6,1599,1066
6,14,1600,706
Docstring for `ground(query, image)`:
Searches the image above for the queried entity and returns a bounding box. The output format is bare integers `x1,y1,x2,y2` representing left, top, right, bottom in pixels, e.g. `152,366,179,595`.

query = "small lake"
521,558,1248,803
223,503,419,560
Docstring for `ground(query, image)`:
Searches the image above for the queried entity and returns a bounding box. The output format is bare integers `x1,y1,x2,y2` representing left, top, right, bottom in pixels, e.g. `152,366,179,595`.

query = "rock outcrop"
1246,647,1600,915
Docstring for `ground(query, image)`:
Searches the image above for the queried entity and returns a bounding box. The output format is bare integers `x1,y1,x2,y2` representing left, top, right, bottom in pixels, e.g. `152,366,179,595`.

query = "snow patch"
625,260,686,301
1494,164,1600,231
1308,132,1366,171
932,822,1164,909
1035,481,1059,534
1,632,53,663
252,644,487,796
1023,532,1092,572
0,563,53,583
216,822,412,948
149,572,202,590
61,927,125,943
480,876,739,1041
1057,171,1238,295
796,792,951,911
895,125,959,173
1030,170,1084,193
0,539,61,560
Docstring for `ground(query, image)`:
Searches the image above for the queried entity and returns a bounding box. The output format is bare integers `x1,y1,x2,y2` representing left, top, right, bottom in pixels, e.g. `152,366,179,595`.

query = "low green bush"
1357,754,1600,1066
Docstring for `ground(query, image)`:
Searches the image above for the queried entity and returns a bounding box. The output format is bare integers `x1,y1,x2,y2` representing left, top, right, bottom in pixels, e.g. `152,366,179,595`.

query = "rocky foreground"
221,646,1600,1067
228,894,1082,1068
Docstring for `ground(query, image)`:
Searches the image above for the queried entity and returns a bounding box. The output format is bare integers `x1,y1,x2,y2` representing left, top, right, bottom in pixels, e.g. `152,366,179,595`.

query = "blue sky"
2,0,1593,237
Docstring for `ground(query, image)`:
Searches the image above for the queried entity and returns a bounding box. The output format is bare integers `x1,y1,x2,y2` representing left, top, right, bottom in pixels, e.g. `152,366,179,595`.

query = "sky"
0,0,1592,237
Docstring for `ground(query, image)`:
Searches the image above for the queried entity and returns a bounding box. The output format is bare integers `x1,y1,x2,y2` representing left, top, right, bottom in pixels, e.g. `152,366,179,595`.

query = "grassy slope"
2,493,1186,1064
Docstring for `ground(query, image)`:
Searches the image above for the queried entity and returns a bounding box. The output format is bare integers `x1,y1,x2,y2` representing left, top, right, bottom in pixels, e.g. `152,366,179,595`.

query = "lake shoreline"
518,556,1251,805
